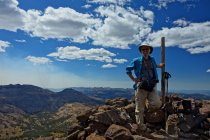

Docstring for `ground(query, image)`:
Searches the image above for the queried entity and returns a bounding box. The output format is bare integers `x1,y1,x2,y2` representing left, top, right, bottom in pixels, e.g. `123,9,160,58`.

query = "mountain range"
71,87,210,100
0,84,102,114
1,84,210,114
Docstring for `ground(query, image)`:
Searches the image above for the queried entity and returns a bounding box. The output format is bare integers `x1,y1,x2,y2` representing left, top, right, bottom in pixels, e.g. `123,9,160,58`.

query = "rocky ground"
65,95,210,140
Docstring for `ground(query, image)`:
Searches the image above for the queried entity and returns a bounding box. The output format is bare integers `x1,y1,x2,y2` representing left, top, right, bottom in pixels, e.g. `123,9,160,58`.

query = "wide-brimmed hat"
138,43,153,54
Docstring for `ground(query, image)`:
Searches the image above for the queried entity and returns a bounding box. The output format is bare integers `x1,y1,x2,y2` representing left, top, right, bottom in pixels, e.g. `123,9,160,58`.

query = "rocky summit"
67,96,210,140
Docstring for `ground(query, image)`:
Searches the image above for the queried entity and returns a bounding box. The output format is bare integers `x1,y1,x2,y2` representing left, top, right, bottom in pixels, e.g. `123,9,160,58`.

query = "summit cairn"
66,96,210,140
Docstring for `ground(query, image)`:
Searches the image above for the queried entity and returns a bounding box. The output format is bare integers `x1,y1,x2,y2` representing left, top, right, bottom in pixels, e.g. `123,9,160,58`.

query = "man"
126,43,164,133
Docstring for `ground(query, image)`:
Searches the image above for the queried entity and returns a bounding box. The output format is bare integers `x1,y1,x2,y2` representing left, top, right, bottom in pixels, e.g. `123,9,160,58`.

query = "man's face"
141,46,151,55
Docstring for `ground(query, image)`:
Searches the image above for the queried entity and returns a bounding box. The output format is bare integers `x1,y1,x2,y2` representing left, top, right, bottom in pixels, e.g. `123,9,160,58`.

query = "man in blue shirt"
126,43,164,133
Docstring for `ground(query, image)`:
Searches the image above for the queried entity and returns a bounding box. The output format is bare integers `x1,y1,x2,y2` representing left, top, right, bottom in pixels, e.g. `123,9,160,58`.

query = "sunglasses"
141,49,150,51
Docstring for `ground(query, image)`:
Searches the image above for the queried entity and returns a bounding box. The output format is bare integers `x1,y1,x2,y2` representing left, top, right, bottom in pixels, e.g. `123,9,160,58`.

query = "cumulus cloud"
0,0,26,31
22,5,154,49
26,56,53,65
101,63,117,68
0,40,11,52
173,18,190,26
23,7,102,43
145,21,210,54
0,0,155,49
47,46,116,63
90,5,154,49
207,69,210,72
113,59,127,63
2,0,208,55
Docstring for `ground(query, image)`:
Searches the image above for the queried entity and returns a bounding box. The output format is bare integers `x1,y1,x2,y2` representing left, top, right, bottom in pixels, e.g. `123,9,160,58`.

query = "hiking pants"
135,82,162,130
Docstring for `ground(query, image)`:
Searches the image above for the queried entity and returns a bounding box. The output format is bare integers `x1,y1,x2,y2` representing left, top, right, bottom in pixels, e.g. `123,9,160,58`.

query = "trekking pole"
161,37,166,105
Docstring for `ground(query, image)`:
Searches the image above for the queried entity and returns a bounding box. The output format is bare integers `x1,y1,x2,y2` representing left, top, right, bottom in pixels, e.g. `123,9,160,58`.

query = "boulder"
199,104,210,115
86,133,106,140
144,108,165,123
68,123,84,135
113,100,126,107
90,111,112,125
120,98,129,106
89,122,109,133
132,135,146,140
178,114,206,133
105,99,113,105
76,109,97,123
104,124,133,140
106,110,124,125
165,114,179,135
90,109,127,126
97,105,111,112
124,103,135,113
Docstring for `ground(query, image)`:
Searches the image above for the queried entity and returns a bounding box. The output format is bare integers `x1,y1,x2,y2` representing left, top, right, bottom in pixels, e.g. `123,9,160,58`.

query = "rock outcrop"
66,96,210,140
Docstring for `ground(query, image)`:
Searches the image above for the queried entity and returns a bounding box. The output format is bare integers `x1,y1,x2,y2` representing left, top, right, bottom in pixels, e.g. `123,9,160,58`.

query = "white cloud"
48,46,116,63
0,40,11,52
15,39,26,42
145,21,210,54
26,56,53,65
173,18,190,26
207,69,210,72
90,5,154,49
149,0,193,9
82,4,92,9
101,63,117,68
113,59,127,63
23,7,102,43
187,45,210,54
87,0,132,5
22,5,154,49
0,0,155,49
0,0,26,31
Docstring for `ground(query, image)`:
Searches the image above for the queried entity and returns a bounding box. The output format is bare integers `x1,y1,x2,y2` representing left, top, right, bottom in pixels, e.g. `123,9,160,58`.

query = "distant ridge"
70,87,210,100
0,84,103,114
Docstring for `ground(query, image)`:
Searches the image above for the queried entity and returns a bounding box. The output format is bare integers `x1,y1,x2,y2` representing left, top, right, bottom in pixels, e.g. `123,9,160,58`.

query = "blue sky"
0,0,210,90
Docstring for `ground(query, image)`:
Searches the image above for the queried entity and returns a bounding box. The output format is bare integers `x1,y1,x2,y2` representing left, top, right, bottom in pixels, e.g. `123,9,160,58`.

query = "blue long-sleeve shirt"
126,56,159,89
